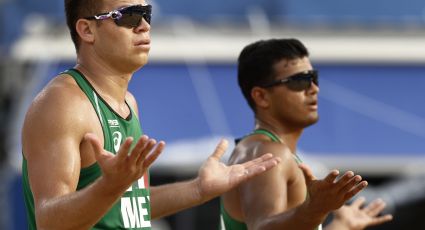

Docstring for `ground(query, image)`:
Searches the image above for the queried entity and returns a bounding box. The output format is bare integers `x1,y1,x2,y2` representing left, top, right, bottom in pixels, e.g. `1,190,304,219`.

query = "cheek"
282,96,308,118
101,34,132,55
282,94,302,109
99,26,132,46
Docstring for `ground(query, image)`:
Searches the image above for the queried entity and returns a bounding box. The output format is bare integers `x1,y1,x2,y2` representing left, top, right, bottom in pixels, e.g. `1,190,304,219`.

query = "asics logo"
113,131,123,153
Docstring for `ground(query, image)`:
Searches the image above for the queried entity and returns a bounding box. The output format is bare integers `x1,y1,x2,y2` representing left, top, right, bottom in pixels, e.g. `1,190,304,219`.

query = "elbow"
35,208,51,230
35,212,60,230
35,216,53,230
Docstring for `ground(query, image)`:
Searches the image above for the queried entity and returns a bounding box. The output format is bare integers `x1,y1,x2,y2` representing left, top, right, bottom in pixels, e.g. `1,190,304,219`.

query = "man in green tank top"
21,1,281,229
220,39,393,230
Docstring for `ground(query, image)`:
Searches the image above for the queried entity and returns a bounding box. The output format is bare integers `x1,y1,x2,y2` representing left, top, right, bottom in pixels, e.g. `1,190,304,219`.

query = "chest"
79,107,142,168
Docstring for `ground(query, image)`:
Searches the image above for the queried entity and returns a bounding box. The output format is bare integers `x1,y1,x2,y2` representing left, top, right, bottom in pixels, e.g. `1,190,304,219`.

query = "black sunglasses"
85,4,152,28
262,70,319,91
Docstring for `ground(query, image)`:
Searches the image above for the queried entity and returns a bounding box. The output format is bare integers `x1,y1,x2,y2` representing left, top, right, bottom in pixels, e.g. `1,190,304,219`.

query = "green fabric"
22,159,36,230
220,129,321,230
22,69,151,229
253,129,303,164
219,200,247,230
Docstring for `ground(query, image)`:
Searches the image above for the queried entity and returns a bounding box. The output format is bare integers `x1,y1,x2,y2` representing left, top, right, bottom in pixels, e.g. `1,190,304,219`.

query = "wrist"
300,200,329,225
193,177,206,204
96,175,129,198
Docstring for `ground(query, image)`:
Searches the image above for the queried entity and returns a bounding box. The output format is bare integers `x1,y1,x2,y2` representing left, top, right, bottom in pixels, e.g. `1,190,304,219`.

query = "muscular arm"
23,82,117,229
239,143,324,230
23,80,162,230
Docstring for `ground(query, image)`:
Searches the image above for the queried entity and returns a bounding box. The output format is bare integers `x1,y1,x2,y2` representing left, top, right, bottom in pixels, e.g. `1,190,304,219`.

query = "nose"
134,17,150,33
307,81,319,95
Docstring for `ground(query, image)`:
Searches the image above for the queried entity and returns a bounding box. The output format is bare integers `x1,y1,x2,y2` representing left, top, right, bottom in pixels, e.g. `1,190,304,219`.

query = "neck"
75,56,133,116
254,116,303,154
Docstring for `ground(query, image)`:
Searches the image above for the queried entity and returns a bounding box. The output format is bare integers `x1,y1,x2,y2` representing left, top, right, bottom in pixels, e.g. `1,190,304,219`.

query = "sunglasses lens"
143,14,151,24
116,13,142,28
115,5,152,28
286,71,318,91
286,77,312,91
313,74,319,86
263,70,318,90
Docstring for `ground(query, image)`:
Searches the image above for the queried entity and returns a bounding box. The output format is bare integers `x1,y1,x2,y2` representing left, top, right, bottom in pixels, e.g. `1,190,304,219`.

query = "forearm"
255,202,327,230
36,177,126,230
324,219,351,230
150,178,204,219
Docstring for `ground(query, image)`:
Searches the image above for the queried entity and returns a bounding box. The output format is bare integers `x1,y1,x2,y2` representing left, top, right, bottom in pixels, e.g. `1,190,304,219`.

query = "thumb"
299,163,316,183
84,133,108,161
210,139,229,160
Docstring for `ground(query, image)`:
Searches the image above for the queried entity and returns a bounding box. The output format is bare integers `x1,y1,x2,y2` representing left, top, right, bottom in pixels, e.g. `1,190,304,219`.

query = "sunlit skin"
22,0,281,229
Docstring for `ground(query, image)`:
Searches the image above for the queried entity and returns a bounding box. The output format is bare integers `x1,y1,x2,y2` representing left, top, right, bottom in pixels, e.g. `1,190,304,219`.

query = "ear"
76,19,95,44
251,86,270,109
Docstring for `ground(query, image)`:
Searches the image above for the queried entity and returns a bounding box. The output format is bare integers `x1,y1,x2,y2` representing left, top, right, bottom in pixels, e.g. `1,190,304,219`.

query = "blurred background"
1,0,425,229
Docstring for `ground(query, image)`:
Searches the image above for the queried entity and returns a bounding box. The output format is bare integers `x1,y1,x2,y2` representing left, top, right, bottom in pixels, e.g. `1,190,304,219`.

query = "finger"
143,141,165,168
344,181,368,200
323,169,340,183
244,156,281,175
368,214,393,226
334,171,354,188
350,196,366,208
116,137,134,161
241,153,274,168
299,163,317,182
363,198,386,216
135,139,157,166
230,161,280,186
339,175,362,193
209,139,229,160
129,135,150,162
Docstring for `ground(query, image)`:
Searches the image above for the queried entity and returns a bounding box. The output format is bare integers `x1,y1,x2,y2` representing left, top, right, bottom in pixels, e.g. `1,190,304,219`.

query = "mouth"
135,39,151,48
307,100,318,110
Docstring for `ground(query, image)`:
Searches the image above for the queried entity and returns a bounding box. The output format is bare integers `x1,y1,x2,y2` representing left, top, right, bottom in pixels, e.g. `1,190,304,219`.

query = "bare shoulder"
22,73,97,157
224,134,303,223
25,74,94,126
22,74,102,202
230,134,296,167
229,134,301,181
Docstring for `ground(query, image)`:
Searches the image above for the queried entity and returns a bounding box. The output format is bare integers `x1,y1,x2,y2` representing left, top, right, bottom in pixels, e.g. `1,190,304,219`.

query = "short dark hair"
65,0,104,52
237,38,309,112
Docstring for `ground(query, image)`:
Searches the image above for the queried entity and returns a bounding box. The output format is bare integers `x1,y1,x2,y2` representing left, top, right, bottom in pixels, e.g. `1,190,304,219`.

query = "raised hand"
84,133,165,191
331,197,393,230
299,163,368,215
196,139,281,201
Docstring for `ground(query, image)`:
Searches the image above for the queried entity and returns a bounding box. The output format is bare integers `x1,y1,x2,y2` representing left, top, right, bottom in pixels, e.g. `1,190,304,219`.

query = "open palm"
197,139,280,201
333,197,393,230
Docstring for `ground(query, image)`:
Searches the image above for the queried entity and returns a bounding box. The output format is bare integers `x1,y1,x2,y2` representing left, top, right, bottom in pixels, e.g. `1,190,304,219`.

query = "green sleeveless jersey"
22,69,152,229
220,129,321,230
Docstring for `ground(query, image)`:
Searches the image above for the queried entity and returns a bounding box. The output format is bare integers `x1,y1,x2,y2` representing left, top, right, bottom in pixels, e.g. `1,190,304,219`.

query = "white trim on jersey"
93,92,104,125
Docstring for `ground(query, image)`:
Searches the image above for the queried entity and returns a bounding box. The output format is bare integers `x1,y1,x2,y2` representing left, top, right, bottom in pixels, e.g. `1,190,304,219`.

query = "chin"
133,56,149,69
304,115,319,128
